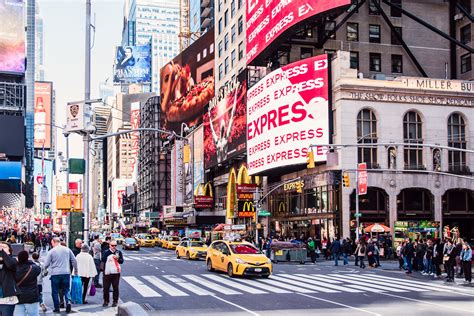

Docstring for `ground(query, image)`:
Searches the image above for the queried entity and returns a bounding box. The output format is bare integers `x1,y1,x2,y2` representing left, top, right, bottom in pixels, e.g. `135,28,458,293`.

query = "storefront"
394,221,440,246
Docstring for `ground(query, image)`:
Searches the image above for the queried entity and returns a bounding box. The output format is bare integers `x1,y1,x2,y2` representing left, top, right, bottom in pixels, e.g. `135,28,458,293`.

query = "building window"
218,63,223,80
347,22,359,41
218,18,222,34
231,25,236,43
300,47,313,59
231,49,236,67
218,41,222,58
231,0,235,17
225,57,229,74
460,24,471,45
390,0,402,17
325,21,336,39
218,0,223,12
370,53,381,72
369,0,380,15
403,111,423,170
350,51,359,69
369,24,381,43
391,27,402,45
238,16,243,34
391,54,403,73
238,41,243,60
224,34,229,51
461,53,472,73
357,109,378,168
448,113,467,173
238,0,243,10
224,9,229,27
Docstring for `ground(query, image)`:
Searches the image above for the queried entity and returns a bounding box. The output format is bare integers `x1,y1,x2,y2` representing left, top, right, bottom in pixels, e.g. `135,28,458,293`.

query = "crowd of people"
0,232,124,315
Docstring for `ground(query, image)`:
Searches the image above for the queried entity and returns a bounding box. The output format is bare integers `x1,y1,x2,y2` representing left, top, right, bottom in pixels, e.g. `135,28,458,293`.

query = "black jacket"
0,250,20,298
15,261,41,304
403,243,415,258
72,246,81,257
101,249,124,265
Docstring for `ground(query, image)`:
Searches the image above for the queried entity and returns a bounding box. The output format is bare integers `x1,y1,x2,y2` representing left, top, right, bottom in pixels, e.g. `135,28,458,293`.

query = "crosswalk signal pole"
355,168,360,240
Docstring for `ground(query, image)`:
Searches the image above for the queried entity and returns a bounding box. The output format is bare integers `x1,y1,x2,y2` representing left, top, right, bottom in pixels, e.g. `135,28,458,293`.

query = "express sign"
247,54,330,175
246,0,351,64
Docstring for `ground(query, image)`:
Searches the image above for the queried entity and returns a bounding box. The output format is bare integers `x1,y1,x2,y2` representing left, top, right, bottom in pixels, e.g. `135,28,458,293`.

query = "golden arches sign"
194,182,213,197
226,168,237,219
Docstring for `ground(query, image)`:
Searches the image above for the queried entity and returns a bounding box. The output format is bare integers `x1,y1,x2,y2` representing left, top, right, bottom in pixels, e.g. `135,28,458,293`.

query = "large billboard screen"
160,30,214,135
0,162,21,180
0,0,25,74
247,54,329,175
0,115,24,157
34,82,53,149
33,158,53,208
113,45,151,83
204,70,247,169
246,0,350,64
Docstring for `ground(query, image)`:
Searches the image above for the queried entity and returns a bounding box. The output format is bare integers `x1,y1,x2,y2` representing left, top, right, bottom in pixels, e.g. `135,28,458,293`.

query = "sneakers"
40,303,47,312
103,302,109,307
95,284,103,288
52,309,60,313
66,303,72,313
112,302,118,307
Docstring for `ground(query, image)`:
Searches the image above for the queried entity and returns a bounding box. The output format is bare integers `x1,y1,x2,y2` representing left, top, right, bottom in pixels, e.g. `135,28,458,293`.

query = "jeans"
406,257,413,273
333,252,340,266
94,258,101,285
0,304,15,316
103,274,121,304
13,303,39,316
38,284,43,304
359,256,365,268
343,253,349,265
424,259,432,274
51,274,72,309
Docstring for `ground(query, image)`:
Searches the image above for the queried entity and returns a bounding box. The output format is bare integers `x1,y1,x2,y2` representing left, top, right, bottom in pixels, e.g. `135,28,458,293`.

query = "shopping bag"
71,275,83,304
89,283,96,296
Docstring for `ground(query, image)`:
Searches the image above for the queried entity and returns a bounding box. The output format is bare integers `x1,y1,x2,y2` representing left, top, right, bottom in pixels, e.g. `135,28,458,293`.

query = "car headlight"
235,258,246,264
266,258,272,264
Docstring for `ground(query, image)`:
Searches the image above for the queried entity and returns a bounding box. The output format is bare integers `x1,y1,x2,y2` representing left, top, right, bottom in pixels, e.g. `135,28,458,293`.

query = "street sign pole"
355,167,359,240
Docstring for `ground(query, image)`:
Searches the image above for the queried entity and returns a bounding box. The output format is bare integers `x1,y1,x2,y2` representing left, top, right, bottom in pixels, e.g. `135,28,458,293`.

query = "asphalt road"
111,246,474,316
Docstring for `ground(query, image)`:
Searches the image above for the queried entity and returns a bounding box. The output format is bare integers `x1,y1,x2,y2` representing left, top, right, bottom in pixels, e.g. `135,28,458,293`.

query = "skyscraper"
35,0,44,82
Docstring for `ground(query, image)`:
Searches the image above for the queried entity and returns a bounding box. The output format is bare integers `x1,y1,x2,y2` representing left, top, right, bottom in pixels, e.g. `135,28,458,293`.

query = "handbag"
443,255,449,263
89,283,96,296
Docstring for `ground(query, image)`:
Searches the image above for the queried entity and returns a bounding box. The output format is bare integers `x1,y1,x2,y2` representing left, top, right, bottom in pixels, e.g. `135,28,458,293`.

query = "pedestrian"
307,238,316,264
75,244,97,304
0,242,20,315
43,237,78,313
367,241,375,267
415,240,426,272
444,239,457,282
403,239,414,274
101,236,111,253
356,240,366,269
423,240,434,276
72,239,83,257
460,242,472,284
14,250,41,316
32,252,48,312
396,241,405,270
330,237,341,266
101,241,124,307
91,235,103,288
342,238,351,265
433,239,444,278
373,241,381,267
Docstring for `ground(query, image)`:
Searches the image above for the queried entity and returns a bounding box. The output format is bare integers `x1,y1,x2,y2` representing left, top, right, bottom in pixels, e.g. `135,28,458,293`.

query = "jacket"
461,248,472,262
15,261,41,304
403,243,414,258
0,250,20,298
44,245,78,276
76,252,98,278
330,240,341,253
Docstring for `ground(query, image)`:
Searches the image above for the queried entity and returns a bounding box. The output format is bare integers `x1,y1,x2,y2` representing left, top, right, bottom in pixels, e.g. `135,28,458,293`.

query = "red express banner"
246,0,351,64
247,54,330,175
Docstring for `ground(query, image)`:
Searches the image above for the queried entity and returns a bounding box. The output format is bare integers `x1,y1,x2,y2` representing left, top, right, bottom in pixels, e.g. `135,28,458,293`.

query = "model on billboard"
160,61,214,129
116,47,136,70
209,83,238,163
113,45,151,83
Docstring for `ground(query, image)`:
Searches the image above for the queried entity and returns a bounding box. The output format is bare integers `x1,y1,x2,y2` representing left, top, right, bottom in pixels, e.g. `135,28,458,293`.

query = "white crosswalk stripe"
122,272,466,298
123,255,179,261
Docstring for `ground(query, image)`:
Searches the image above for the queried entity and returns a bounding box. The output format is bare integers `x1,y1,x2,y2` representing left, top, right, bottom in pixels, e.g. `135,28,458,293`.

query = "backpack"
360,246,366,254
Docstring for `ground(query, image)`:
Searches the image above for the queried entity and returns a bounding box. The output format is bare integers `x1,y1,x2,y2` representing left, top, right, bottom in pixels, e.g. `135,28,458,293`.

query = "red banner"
194,196,214,209
358,163,368,195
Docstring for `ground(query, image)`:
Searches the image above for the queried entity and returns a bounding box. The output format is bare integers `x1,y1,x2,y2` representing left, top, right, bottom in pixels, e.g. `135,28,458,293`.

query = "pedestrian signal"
307,150,315,169
342,173,350,187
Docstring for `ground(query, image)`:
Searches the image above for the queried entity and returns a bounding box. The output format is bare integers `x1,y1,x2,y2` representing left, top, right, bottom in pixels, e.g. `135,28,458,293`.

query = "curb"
117,302,149,316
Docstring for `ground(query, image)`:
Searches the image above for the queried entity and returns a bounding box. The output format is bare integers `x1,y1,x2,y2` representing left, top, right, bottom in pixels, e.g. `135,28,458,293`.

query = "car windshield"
125,238,136,244
144,235,153,240
230,244,260,254
111,234,120,238
190,242,205,247
170,237,180,241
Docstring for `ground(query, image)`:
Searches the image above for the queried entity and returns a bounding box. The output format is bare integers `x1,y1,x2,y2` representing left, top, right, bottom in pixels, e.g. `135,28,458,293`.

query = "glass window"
325,21,336,39
231,0,235,17
460,24,471,45
392,54,403,73
218,41,223,58
390,0,402,17
224,34,229,51
357,109,377,168
231,49,236,67
238,16,243,34
448,113,467,173
370,53,381,72
238,0,243,10
218,0,223,12
350,51,359,69
225,57,229,74
369,0,380,15
347,22,359,41
218,18,222,34
224,9,229,27
230,244,260,254
231,25,236,43
461,53,472,74
369,24,381,43
219,63,223,80
403,111,423,170
391,27,402,45
300,47,313,59
238,41,244,60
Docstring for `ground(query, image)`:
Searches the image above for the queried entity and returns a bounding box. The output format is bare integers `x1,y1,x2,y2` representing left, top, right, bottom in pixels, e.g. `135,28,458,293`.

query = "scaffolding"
0,82,26,114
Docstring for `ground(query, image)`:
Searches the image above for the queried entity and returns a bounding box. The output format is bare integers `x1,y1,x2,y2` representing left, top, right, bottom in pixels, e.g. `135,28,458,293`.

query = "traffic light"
342,172,350,187
307,150,315,169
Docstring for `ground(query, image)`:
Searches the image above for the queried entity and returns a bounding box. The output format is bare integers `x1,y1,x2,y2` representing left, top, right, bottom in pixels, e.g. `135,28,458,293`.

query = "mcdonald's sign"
237,201,255,218
277,201,287,214
194,182,214,209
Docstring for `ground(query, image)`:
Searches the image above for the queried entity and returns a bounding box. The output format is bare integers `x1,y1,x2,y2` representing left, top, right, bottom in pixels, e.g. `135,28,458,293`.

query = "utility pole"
84,0,92,243
355,167,360,240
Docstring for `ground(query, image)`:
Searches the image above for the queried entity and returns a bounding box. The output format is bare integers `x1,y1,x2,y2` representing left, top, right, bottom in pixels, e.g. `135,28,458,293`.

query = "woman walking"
75,244,97,304
0,242,20,315
14,251,41,316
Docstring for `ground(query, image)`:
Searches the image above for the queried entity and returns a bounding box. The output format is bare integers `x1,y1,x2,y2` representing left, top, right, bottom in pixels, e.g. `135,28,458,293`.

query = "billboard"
0,115,24,157
0,162,21,180
130,101,140,179
183,126,205,205
247,54,330,175
111,179,133,214
34,82,53,149
160,30,214,135
171,140,185,207
0,0,25,74
204,70,247,169
33,158,53,209
246,0,350,64
113,45,151,83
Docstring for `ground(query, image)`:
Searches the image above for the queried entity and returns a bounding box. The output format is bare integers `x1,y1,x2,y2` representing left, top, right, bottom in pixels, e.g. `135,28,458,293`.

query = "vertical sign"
358,163,368,195
171,141,185,207
34,82,52,149
130,101,140,179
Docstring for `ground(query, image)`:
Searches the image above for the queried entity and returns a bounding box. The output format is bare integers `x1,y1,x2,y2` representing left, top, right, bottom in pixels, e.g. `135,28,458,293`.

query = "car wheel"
207,259,214,272
186,252,190,260
227,263,234,278
176,251,180,259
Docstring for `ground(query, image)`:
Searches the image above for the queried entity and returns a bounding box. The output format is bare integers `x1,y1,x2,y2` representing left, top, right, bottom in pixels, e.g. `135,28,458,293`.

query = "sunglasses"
110,245,117,247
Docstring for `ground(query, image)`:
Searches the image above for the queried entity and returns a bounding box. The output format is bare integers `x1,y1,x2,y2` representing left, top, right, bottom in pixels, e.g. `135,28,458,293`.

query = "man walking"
330,237,342,266
91,235,103,288
101,241,124,307
43,237,78,313
403,239,415,274
71,239,83,256
307,238,316,264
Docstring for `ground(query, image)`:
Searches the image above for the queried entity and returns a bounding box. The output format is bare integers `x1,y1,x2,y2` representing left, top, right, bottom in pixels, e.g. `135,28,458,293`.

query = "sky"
39,0,124,164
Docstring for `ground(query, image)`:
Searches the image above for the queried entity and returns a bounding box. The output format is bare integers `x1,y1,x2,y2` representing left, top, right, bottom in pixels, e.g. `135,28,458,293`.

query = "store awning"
364,223,390,233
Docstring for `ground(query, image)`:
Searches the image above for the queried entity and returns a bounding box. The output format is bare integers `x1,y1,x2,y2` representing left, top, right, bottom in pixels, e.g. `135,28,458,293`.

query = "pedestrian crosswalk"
122,255,180,262
121,272,471,298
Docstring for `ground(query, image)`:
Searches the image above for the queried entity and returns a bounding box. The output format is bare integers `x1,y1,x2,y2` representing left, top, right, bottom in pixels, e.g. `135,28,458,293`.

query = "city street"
42,246,474,316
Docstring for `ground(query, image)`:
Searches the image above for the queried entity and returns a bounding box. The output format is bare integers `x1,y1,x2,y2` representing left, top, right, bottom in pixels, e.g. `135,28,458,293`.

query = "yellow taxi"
135,234,155,247
176,240,208,260
206,240,272,278
163,236,181,250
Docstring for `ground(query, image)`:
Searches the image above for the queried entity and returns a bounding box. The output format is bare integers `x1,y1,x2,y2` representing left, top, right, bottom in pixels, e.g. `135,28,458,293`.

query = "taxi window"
230,244,260,254
211,242,222,250
179,241,187,247
190,242,205,247
145,235,153,240
170,237,180,241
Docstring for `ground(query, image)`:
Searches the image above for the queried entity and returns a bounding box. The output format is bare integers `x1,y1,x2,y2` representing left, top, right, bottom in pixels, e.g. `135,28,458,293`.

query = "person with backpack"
14,251,41,316
356,240,367,269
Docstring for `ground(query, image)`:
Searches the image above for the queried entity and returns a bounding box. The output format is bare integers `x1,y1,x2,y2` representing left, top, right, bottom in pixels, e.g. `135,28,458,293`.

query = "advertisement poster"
204,70,247,169
0,0,25,74
34,82,52,149
193,126,204,194
160,30,214,135
113,45,151,83
171,141,185,207
247,54,329,175
34,158,53,210
130,101,140,179
184,133,194,205
111,179,133,214
0,162,21,180
246,0,350,64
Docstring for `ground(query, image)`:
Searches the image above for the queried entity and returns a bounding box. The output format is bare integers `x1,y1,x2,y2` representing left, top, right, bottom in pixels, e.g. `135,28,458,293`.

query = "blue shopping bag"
71,275,83,304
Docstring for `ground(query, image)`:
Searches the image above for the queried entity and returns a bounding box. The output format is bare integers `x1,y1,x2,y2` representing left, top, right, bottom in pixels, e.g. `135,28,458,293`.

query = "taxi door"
220,244,232,271
209,242,223,271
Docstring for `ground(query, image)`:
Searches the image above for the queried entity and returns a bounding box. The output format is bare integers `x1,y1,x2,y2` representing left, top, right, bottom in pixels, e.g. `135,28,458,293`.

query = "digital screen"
0,0,25,74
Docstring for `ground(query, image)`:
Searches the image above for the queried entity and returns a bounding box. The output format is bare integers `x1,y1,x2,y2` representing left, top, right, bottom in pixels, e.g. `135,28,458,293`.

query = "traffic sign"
258,210,271,217
358,163,368,195
354,213,362,217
